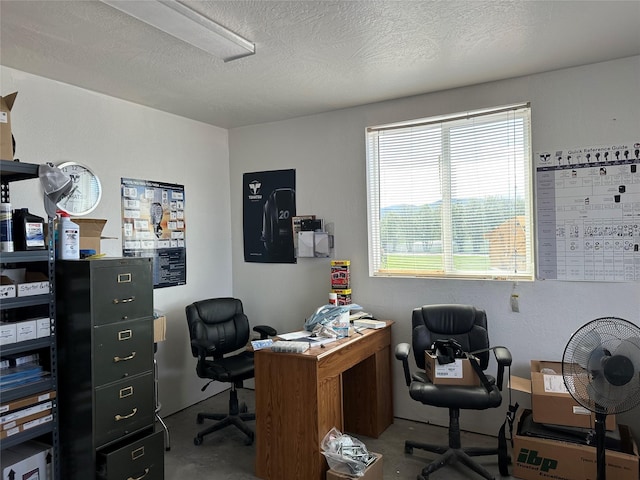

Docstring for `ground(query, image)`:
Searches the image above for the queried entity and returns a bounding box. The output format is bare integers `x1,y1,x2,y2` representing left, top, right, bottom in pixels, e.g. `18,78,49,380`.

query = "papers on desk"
278,330,337,347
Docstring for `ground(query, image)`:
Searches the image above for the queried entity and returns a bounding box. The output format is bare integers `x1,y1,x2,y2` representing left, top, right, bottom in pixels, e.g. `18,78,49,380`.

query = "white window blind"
366,103,534,280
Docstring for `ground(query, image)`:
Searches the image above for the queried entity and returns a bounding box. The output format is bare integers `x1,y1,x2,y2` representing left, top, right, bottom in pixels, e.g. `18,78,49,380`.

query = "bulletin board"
535,141,640,282
121,177,186,288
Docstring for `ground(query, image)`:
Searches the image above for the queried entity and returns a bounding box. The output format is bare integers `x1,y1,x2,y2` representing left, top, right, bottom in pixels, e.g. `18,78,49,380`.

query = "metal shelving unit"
0,159,60,479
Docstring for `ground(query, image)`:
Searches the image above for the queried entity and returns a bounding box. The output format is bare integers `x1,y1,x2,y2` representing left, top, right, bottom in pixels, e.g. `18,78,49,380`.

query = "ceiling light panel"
101,0,255,62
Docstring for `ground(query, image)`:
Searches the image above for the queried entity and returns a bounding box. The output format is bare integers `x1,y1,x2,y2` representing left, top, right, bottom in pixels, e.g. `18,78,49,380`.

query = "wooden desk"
255,322,394,480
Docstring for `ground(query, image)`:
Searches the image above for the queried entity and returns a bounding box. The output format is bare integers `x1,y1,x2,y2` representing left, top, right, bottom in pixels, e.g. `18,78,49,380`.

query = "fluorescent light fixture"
101,0,255,62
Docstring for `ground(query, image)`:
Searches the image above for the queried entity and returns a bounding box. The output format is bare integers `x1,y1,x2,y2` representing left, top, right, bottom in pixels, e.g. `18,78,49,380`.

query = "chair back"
411,304,490,370
185,298,250,359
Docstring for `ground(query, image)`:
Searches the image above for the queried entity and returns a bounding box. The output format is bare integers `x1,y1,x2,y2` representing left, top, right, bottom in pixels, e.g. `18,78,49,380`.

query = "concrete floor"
161,388,516,479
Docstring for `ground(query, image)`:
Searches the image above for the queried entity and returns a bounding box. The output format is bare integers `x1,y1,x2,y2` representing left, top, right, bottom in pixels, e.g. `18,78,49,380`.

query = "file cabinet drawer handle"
114,352,136,362
127,468,149,480
115,407,138,421
113,296,136,304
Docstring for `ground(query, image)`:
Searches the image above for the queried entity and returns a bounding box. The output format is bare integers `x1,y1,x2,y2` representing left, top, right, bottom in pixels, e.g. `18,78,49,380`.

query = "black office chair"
185,297,276,446
395,304,512,480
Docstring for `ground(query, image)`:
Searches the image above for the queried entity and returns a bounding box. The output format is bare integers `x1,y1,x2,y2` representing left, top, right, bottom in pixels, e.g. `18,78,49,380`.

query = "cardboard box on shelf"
326,452,383,480
0,276,16,298
0,92,17,161
35,317,51,338
424,351,481,386
0,390,56,415
1,440,54,480
530,360,615,430
72,218,108,254
0,322,17,345
512,409,638,480
15,319,37,342
17,282,49,297
0,413,53,440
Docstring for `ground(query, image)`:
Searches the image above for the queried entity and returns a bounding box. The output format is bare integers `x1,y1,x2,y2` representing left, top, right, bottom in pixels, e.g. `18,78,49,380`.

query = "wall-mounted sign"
121,177,186,288
243,169,296,263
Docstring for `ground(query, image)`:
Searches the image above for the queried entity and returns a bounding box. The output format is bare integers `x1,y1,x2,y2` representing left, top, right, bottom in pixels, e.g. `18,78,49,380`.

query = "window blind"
366,103,534,280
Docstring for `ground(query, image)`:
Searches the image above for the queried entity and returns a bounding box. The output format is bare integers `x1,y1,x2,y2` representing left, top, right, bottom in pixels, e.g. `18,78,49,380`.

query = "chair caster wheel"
194,436,203,446
405,445,413,454
196,414,204,425
240,402,248,414
244,435,254,446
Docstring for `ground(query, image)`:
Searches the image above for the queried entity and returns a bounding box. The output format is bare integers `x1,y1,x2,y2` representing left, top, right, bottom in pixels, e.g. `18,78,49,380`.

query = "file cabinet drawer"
95,372,154,447
97,429,164,480
92,262,153,326
94,318,153,386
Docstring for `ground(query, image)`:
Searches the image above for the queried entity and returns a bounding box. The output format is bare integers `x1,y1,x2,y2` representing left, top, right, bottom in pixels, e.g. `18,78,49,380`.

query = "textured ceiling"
1,1,639,129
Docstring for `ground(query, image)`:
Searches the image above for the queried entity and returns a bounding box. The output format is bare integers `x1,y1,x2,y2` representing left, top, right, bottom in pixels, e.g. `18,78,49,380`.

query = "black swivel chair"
185,297,276,446
395,304,512,480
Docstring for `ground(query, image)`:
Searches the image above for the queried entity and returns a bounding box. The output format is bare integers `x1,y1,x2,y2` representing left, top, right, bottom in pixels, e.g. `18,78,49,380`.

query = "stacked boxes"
510,360,638,480
330,260,351,305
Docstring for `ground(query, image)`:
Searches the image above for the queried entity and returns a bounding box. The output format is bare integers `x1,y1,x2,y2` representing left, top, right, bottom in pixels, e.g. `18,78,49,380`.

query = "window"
366,103,534,280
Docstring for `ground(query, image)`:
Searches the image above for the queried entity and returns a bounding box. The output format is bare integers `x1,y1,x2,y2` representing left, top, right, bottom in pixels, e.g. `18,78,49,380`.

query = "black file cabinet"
56,257,163,479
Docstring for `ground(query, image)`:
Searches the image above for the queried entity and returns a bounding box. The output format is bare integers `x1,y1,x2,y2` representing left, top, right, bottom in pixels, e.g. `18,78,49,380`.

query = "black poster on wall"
243,169,296,263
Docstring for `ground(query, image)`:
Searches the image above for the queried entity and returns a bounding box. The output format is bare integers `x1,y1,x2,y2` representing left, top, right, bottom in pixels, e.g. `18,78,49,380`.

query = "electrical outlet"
510,294,520,313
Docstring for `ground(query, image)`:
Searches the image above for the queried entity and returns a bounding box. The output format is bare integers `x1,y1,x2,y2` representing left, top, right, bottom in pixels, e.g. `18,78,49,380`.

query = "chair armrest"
191,339,216,358
492,346,512,391
395,343,412,387
253,325,277,339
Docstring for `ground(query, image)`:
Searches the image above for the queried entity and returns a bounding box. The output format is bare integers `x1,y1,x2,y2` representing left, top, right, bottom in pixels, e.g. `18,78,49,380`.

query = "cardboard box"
1,440,54,480
36,317,51,338
530,360,615,430
424,351,481,386
512,410,638,480
0,390,56,415
72,218,107,254
15,320,37,342
154,315,167,343
0,92,17,161
0,276,16,299
326,452,383,480
17,281,49,297
0,322,17,345
1,401,53,429
0,413,53,440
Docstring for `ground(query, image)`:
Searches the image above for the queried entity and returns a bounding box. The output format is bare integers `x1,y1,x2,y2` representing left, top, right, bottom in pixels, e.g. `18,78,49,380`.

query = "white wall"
1,66,233,416
229,56,640,436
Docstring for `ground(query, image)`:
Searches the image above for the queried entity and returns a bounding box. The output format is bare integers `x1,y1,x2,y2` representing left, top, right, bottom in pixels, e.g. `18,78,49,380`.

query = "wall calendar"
535,141,640,282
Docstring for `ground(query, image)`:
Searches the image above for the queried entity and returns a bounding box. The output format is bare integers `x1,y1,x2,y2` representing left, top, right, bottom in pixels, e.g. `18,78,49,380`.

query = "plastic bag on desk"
304,305,350,332
321,427,375,477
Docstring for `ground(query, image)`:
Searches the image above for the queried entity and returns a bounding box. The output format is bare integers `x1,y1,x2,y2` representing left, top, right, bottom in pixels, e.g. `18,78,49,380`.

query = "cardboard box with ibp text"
512,409,638,480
